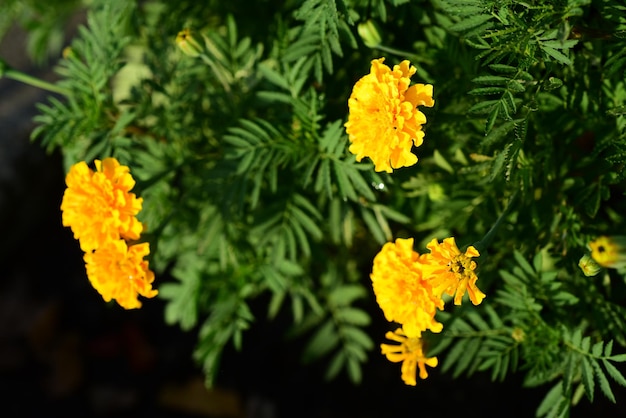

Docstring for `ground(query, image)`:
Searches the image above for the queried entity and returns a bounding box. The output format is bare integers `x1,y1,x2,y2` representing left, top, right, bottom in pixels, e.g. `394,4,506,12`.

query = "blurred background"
0,5,623,418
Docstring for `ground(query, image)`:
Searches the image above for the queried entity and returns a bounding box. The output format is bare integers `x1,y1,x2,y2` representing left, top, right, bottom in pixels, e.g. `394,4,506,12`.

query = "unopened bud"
427,183,446,201
357,20,382,48
578,254,602,277
176,28,203,57
511,327,525,342
62,46,75,59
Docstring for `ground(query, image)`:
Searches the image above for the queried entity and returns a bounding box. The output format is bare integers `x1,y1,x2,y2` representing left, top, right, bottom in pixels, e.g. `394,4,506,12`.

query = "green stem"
198,53,232,93
473,191,519,255
374,44,416,58
371,45,433,82
441,328,510,339
1,59,70,96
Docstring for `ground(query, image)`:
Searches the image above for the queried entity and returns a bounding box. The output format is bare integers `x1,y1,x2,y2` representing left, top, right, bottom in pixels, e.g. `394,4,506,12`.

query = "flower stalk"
0,58,70,96
472,192,518,255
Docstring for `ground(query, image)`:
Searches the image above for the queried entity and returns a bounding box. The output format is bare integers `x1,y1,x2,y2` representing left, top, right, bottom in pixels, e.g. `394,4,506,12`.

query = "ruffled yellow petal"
381,327,438,386
84,240,158,310
61,158,143,251
345,58,434,173
417,356,439,379
371,238,444,337
61,157,157,310
424,237,485,306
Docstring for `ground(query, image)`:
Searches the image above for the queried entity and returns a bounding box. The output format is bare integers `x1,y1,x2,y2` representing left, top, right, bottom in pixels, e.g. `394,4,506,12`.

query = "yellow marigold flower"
380,327,438,385
589,236,626,269
84,240,158,309
345,57,434,173
424,237,486,306
61,158,144,252
371,238,444,338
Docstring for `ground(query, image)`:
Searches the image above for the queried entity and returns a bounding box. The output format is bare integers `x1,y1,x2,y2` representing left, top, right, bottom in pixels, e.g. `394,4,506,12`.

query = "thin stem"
1,60,70,96
371,45,433,82
374,44,416,58
563,340,612,360
473,191,519,255
198,53,231,93
441,328,509,339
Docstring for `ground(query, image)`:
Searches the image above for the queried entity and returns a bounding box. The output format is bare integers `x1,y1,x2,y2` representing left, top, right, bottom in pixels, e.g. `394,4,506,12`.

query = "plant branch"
1,58,70,96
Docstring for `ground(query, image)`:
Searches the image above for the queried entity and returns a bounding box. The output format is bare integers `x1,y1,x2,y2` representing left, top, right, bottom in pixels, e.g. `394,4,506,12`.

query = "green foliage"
31,1,135,163
533,331,626,418
5,0,626,415
293,269,374,383
428,249,626,416
429,304,520,382
288,0,356,80
0,0,83,63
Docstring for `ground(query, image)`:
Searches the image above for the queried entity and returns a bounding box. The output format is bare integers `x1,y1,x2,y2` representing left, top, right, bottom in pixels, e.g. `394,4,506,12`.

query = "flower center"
449,255,472,280
404,336,423,355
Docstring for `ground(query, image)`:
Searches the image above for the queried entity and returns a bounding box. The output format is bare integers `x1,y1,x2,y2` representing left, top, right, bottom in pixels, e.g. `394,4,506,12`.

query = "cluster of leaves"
12,0,626,415
30,0,398,385
0,0,83,63
430,250,626,417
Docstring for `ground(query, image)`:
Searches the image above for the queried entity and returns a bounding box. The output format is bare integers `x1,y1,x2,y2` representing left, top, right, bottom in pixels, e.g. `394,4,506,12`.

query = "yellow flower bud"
427,183,446,201
511,327,525,342
578,254,602,277
357,20,382,48
176,28,203,57
589,235,626,269
62,46,75,59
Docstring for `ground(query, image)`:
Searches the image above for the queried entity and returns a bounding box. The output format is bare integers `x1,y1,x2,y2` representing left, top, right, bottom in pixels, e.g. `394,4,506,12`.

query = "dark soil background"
1,20,625,418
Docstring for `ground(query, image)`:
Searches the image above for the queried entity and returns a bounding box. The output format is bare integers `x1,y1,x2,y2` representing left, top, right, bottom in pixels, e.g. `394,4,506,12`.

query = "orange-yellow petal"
381,327,438,385
345,58,434,173
84,240,158,309
61,158,143,251
589,236,626,269
371,238,443,337
423,237,485,306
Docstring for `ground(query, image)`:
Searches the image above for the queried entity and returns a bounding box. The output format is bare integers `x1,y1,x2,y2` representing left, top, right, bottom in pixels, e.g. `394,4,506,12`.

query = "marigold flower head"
371,238,443,338
61,158,144,252
381,327,438,385
424,237,485,306
345,57,434,173
589,236,626,269
84,240,158,309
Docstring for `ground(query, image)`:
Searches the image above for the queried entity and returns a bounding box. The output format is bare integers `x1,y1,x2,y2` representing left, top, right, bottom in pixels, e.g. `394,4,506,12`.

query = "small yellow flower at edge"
381,327,438,386
589,235,626,269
